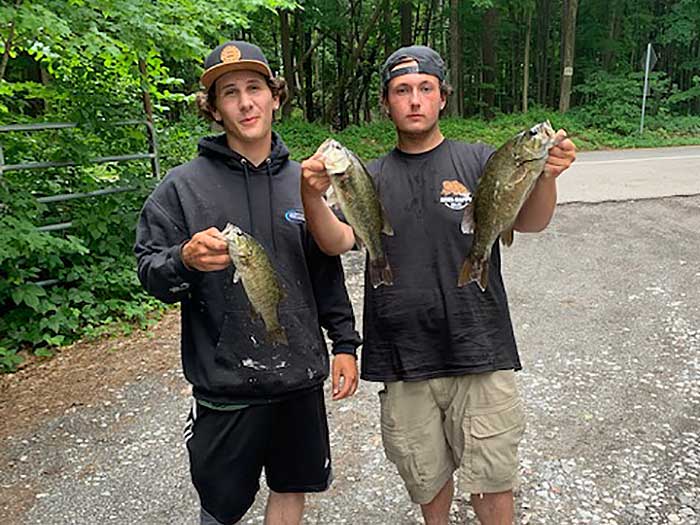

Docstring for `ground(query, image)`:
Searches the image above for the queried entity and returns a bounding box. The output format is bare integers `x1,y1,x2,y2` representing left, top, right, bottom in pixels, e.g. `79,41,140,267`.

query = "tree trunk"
383,0,392,59
38,65,51,114
0,20,15,82
320,39,326,119
400,1,412,46
294,13,304,116
138,58,154,123
602,0,619,71
448,0,462,117
0,0,24,82
279,9,294,118
304,27,315,121
412,4,421,43
522,9,532,113
535,0,550,106
481,7,498,119
694,40,700,115
423,0,436,46
335,34,348,128
558,0,578,112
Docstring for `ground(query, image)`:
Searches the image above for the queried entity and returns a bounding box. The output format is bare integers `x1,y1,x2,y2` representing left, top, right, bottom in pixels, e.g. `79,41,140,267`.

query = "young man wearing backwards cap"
300,46,576,524
134,41,361,525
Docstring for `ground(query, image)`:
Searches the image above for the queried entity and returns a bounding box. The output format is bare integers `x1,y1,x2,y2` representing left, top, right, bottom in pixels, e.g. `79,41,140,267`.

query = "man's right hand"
300,148,356,256
181,227,231,272
300,151,331,198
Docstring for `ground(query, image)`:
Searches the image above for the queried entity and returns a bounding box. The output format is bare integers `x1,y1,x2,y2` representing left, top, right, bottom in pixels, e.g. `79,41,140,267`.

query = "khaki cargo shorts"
378,370,526,504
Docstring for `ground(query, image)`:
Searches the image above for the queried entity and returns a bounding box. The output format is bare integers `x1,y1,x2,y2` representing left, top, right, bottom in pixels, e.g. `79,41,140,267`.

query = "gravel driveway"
1,196,698,524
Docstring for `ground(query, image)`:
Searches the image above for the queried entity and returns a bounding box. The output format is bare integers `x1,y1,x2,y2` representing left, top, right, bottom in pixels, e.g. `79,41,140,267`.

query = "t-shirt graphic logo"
440,180,472,210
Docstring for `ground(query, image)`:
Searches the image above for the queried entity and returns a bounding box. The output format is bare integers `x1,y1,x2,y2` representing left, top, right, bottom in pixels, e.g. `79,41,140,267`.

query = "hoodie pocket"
212,305,328,397
214,309,272,372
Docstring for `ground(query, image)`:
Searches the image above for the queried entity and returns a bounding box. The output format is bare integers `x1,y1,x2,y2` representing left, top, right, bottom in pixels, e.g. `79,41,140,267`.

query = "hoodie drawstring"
241,159,255,234
241,157,277,254
266,158,278,253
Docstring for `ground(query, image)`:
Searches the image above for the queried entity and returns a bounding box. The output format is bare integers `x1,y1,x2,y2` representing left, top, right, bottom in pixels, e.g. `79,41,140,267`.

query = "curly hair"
196,76,288,124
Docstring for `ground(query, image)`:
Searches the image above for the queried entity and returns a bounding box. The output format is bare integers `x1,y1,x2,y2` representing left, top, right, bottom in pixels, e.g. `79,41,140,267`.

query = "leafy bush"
569,71,679,135
0,121,164,372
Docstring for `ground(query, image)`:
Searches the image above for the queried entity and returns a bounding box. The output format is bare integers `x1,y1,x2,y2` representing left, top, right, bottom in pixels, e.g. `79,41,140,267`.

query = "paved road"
1,147,698,524
558,145,700,203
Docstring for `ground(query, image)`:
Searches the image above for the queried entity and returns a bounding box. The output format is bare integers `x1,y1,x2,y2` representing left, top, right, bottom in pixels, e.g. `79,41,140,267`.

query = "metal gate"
0,120,160,286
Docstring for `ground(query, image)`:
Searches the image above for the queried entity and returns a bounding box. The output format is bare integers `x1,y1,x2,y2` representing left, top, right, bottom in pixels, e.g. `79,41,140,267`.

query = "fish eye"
529,128,538,136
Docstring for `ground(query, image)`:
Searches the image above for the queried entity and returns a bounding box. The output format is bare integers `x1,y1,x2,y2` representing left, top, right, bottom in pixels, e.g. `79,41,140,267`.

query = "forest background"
1,0,699,371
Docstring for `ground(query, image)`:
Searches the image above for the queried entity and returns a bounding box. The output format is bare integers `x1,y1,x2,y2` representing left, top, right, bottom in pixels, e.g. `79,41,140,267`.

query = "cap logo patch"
220,45,241,63
440,180,472,210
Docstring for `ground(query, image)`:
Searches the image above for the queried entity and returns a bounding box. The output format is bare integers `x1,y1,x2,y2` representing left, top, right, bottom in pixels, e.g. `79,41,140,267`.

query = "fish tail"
369,256,394,288
457,258,474,288
458,256,489,292
267,325,288,347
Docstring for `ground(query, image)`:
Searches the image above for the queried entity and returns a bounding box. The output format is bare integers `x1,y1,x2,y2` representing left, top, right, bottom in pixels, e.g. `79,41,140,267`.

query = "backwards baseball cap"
200,41,273,89
381,45,446,91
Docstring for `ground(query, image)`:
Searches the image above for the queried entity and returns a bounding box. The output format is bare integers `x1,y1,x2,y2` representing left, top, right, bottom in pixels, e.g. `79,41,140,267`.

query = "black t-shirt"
361,139,521,382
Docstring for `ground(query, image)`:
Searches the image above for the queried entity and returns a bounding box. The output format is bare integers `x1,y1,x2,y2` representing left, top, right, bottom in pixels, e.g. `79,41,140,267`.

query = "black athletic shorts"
183,387,332,525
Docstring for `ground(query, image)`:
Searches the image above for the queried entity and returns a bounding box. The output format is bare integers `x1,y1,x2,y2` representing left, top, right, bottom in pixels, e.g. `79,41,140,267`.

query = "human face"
383,64,445,139
212,70,279,146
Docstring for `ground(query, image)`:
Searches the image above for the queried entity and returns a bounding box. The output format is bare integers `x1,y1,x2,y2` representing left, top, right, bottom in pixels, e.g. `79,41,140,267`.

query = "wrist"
180,241,194,271
301,183,326,202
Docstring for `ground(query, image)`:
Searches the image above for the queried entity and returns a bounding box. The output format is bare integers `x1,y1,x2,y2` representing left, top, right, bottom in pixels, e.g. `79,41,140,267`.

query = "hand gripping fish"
318,138,394,288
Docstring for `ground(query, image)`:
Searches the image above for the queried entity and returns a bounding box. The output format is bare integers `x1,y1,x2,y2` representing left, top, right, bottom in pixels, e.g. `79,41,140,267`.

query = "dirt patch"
0,310,182,441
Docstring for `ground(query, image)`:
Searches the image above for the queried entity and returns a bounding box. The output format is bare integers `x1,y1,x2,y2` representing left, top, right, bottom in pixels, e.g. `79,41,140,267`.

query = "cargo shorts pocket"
378,388,424,486
466,402,525,485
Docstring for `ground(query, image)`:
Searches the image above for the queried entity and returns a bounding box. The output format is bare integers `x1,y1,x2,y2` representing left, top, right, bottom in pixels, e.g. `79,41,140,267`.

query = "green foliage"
0,120,163,372
570,71,675,135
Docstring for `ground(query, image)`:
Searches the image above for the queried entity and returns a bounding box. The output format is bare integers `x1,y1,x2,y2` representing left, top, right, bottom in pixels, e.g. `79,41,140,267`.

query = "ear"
381,97,391,117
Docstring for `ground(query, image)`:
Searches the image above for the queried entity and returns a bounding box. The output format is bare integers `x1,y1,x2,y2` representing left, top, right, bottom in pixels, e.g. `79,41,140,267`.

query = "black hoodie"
135,132,361,404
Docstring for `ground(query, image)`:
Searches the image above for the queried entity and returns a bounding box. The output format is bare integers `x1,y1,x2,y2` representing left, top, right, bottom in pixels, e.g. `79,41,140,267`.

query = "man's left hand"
545,129,577,178
331,354,358,401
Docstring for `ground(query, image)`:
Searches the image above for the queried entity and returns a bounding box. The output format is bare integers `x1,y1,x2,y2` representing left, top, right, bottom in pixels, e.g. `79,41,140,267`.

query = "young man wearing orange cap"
135,41,361,525
300,45,576,524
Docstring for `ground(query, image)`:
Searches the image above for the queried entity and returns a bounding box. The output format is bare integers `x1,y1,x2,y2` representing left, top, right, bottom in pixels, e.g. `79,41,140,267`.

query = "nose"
408,88,421,107
238,91,254,111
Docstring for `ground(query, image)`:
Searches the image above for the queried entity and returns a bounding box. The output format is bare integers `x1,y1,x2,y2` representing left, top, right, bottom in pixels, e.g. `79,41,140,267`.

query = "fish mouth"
221,222,245,241
319,139,351,175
